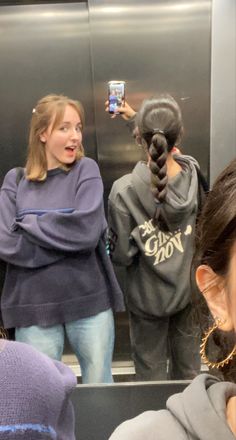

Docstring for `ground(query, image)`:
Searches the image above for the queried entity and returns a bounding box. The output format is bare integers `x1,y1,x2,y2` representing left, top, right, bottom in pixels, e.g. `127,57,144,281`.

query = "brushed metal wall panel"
0,0,213,371
88,0,212,367
88,0,211,200
210,0,236,184
0,2,95,184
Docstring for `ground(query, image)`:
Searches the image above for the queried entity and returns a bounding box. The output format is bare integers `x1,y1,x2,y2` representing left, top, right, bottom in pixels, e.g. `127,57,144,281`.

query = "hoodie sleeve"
0,169,65,268
108,185,138,266
126,114,136,133
15,159,105,252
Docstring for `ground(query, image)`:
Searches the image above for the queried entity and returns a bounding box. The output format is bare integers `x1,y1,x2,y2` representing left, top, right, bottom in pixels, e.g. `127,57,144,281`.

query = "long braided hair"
136,94,183,230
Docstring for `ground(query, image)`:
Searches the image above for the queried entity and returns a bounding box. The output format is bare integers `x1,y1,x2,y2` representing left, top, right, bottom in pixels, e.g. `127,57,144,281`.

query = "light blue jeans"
15,308,115,384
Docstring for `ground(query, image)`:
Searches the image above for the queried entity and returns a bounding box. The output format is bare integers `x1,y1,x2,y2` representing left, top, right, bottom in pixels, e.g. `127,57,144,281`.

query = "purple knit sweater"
0,339,76,439
0,157,124,328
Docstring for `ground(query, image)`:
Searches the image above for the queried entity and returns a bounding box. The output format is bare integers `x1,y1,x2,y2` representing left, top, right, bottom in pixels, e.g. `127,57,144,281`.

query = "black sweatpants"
129,303,201,381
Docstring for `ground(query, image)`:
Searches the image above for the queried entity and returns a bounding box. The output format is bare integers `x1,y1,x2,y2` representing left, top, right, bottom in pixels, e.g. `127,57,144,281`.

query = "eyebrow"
60,121,82,127
61,120,81,124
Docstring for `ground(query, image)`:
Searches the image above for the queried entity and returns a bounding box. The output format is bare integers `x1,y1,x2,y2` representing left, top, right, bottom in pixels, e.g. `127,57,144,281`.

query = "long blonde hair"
25,94,85,181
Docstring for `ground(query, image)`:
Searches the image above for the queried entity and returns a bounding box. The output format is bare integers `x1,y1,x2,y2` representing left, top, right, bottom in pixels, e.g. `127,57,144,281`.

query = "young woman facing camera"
109,158,236,439
0,94,124,383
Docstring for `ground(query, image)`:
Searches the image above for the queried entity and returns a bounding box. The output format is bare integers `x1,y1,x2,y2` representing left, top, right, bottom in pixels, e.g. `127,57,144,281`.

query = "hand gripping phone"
108,80,125,114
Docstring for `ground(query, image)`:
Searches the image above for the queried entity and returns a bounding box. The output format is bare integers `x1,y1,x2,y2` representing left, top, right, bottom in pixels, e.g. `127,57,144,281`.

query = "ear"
39,131,47,143
196,265,233,331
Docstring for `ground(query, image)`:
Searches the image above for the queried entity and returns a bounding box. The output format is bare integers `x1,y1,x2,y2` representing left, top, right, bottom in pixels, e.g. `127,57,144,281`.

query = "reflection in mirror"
62,311,134,384
0,94,125,385
107,94,202,381
0,0,213,385
87,0,211,383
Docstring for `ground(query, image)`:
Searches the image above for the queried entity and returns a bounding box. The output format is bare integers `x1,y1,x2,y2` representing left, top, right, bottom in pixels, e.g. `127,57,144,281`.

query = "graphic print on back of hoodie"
138,219,193,266
108,155,199,317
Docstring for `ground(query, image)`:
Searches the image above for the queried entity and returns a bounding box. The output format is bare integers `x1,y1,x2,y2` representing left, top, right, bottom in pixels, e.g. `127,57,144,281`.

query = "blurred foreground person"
109,158,236,439
0,337,76,439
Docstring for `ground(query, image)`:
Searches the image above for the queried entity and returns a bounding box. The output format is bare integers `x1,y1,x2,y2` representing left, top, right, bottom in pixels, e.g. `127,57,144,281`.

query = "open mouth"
65,146,76,153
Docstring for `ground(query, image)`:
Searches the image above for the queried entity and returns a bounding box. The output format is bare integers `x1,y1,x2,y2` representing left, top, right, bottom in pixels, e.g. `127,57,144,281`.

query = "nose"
70,127,81,140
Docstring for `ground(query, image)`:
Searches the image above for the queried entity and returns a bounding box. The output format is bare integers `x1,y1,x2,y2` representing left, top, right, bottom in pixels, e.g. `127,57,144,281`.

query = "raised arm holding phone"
106,91,201,381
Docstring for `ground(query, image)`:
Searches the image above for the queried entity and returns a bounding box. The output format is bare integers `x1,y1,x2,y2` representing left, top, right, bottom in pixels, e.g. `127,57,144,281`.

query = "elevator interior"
0,0,212,380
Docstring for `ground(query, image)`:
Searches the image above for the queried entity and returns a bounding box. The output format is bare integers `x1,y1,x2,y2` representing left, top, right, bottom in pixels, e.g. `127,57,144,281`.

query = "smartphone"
108,80,125,114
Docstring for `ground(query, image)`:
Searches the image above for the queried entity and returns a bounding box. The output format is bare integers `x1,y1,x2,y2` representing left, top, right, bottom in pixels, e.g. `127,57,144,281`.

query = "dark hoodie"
108,374,236,440
108,155,199,317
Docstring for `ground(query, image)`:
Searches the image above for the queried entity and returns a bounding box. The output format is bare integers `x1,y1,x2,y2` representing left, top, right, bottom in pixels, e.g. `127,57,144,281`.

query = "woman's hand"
105,100,136,120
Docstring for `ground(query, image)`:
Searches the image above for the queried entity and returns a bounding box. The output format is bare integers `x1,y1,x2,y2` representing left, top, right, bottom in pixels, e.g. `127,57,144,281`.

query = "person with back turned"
108,94,201,380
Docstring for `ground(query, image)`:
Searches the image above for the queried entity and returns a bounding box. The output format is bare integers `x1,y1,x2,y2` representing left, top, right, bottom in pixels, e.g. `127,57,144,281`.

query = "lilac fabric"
0,339,77,439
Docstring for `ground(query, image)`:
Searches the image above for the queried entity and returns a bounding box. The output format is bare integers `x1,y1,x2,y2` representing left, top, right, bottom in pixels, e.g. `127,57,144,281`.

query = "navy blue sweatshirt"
0,157,124,328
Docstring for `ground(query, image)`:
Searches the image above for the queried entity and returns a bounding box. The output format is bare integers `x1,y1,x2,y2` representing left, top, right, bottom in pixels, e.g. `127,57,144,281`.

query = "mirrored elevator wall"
210,0,236,184
0,1,96,184
0,0,213,378
87,0,212,374
88,0,211,201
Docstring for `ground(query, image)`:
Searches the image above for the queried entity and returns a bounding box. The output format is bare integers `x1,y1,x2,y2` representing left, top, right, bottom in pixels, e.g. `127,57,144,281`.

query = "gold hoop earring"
200,320,236,369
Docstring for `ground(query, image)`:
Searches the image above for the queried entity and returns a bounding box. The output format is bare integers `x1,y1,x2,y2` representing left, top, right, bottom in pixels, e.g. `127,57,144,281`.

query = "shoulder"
174,154,200,170
74,157,101,179
0,339,76,386
109,409,187,440
1,167,22,191
109,173,132,200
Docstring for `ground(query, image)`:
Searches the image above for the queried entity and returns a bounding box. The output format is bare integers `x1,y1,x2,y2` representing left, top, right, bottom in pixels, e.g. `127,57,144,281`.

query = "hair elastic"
152,128,165,136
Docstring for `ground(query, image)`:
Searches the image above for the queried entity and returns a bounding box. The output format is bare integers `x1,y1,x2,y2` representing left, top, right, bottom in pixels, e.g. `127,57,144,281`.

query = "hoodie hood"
167,374,236,440
108,374,236,440
131,154,199,228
